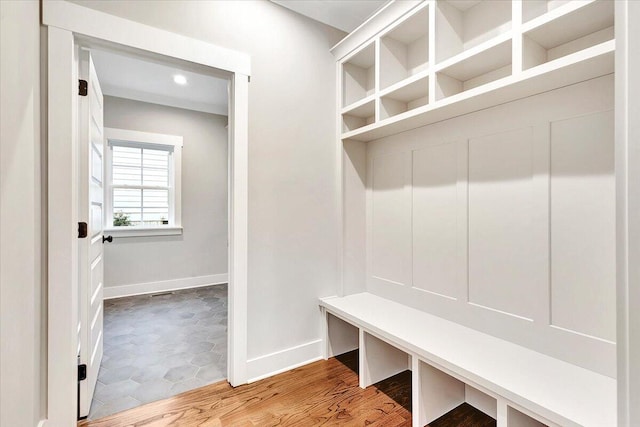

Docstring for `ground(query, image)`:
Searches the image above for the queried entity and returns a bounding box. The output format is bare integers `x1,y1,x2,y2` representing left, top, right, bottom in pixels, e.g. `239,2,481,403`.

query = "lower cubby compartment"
323,309,554,426
361,331,411,388
416,360,497,427
507,406,548,427
326,312,359,359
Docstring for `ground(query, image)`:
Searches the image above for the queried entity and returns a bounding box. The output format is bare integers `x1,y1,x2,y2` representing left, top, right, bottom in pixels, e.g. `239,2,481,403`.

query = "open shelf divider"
359,330,410,389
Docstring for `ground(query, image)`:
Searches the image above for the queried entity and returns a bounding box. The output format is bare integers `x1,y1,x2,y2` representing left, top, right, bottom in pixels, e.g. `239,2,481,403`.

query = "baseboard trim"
103,273,228,299
246,339,323,383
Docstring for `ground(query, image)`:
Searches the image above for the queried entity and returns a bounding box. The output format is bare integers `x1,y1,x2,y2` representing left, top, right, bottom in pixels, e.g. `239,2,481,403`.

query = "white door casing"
78,49,105,417
44,3,250,425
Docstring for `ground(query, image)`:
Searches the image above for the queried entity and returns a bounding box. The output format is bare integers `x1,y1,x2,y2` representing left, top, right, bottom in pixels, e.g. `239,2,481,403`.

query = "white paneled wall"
347,74,615,377
468,126,548,322
549,111,616,342
412,142,462,299
371,152,411,285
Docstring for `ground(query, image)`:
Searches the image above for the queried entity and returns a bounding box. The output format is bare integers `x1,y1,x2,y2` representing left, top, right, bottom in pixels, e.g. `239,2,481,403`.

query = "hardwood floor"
429,403,496,427
79,350,495,427
79,350,411,427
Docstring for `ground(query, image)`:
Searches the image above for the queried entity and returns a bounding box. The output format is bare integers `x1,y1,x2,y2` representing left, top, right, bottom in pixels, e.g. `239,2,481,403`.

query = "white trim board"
42,0,251,77
246,339,323,383
103,273,228,299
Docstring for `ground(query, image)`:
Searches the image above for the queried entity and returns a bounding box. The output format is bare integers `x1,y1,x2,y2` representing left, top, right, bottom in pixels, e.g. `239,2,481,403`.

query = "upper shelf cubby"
522,0,614,70
436,39,512,100
435,0,512,63
337,0,615,141
342,43,376,107
379,5,430,90
522,0,572,23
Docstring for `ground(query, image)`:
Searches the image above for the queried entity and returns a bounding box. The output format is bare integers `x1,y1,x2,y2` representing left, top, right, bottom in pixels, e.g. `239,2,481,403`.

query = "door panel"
79,49,105,418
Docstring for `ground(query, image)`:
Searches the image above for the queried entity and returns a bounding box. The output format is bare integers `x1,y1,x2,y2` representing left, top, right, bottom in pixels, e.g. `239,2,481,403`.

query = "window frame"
104,127,183,237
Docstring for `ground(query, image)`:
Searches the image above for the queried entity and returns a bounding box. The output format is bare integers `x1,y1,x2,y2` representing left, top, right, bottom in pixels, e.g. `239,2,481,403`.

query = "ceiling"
272,0,389,33
91,49,229,116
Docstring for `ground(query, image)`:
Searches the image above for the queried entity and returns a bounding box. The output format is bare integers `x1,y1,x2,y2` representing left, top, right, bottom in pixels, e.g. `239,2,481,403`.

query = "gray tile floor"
89,284,228,420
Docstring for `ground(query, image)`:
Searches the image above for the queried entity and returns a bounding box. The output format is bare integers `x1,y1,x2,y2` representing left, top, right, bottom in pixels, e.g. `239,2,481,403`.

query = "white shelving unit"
330,1,618,426
338,0,615,142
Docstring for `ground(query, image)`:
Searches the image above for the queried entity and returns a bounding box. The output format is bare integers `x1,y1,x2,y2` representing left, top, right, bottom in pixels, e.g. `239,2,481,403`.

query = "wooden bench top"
320,292,616,427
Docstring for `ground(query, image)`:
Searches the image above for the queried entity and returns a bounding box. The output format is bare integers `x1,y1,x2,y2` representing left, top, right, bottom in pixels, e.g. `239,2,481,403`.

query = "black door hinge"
78,222,88,238
79,79,88,96
78,364,87,382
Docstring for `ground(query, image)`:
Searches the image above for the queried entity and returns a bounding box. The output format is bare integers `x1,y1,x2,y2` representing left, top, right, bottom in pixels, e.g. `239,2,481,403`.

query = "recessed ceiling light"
173,74,187,85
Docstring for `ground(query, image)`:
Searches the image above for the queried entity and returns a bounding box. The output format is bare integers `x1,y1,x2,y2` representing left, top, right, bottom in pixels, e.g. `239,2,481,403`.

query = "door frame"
43,2,250,425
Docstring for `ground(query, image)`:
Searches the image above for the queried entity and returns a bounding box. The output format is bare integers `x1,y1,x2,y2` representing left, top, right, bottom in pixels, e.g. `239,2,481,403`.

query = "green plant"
113,211,132,226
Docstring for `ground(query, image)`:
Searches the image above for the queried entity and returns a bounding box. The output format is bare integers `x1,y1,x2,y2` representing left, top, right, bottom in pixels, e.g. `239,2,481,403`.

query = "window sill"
105,226,183,238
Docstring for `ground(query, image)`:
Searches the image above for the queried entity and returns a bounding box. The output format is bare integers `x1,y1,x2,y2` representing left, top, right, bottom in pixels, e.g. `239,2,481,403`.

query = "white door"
78,48,106,418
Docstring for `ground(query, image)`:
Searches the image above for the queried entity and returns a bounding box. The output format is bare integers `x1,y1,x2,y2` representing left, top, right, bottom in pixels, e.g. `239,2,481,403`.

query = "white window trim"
104,127,183,237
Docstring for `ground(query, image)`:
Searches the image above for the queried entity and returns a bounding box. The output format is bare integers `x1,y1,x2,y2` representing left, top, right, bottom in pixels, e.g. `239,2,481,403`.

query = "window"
105,128,183,237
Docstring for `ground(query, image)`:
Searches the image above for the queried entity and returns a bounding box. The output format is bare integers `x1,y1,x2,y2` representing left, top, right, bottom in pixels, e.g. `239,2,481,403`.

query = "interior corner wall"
0,1,45,425
102,96,228,293
72,0,346,377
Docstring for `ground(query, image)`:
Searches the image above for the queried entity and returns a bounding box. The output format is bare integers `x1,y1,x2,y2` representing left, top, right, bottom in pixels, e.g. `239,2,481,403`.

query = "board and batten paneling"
550,110,616,342
361,75,615,377
370,151,411,286
468,126,549,322
412,141,466,300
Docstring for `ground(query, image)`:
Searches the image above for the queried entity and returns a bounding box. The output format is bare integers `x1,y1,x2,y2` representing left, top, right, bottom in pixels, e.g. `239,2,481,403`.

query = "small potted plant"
113,211,131,227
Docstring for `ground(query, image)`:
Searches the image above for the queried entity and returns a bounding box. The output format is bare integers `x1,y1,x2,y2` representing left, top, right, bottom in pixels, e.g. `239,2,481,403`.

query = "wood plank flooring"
429,403,496,427
79,350,495,427
79,351,411,427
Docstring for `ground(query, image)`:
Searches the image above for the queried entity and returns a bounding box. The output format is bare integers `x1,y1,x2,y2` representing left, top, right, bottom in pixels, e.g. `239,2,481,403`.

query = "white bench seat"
319,292,616,427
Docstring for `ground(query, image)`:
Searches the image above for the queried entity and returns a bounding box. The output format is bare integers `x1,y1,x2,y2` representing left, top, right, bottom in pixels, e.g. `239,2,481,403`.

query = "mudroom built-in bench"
320,293,616,427
327,1,618,425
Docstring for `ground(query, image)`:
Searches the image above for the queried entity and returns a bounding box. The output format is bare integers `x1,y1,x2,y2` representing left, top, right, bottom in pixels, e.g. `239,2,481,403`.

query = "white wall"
353,75,616,377
102,96,228,293
73,0,345,374
0,1,45,425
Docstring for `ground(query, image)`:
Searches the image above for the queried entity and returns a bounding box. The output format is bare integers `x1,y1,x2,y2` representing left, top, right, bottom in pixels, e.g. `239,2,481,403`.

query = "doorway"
44,2,250,425
78,47,231,419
